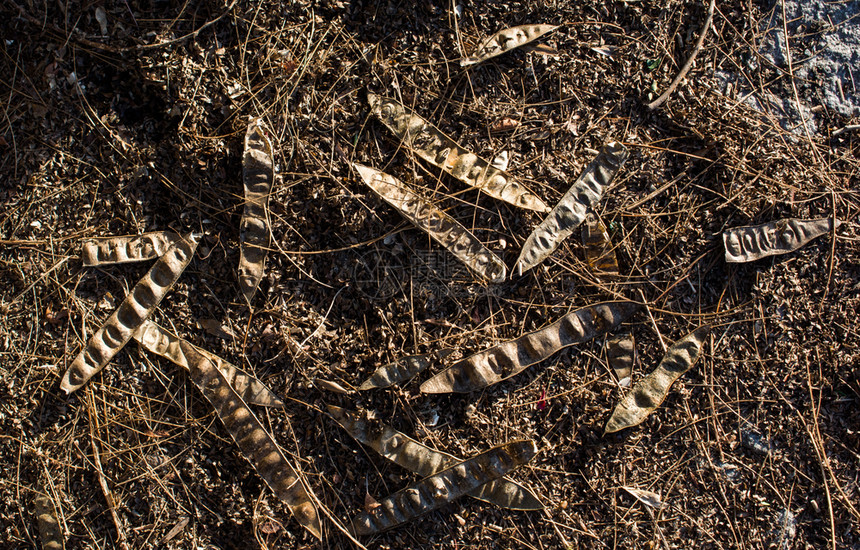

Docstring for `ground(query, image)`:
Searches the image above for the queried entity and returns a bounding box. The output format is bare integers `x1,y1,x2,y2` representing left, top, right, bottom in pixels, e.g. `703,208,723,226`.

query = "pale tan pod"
461,25,560,67
133,320,284,407
581,214,619,275
61,233,199,394
606,333,635,382
238,120,275,304
604,327,709,434
34,487,64,550
358,349,454,390
327,405,542,510
366,95,548,213
514,142,629,276
354,164,507,283
81,231,183,266
722,218,838,263
421,301,638,393
350,439,537,535
181,339,321,540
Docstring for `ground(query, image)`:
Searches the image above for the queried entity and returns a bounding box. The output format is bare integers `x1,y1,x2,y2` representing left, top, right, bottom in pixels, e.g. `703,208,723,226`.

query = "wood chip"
723,217,838,263
461,25,559,67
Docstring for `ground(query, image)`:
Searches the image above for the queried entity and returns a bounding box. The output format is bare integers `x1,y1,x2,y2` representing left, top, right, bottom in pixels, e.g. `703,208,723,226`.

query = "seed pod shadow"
461,25,560,67
238,120,275,304
723,218,838,263
81,231,183,266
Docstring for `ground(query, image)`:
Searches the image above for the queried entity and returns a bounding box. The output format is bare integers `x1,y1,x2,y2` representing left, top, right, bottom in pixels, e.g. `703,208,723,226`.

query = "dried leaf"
514,142,629,275
81,231,182,266
133,320,283,407
197,318,237,340
350,439,537,535
238,120,274,304
354,164,507,283
160,517,189,544
34,486,64,550
723,218,837,263
490,118,519,133
461,25,559,67
606,333,634,382
604,327,709,434
61,233,199,394
180,339,321,539
622,486,663,509
327,405,543,511
421,301,638,393
315,378,352,394
581,214,619,274
358,349,454,390
367,95,548,213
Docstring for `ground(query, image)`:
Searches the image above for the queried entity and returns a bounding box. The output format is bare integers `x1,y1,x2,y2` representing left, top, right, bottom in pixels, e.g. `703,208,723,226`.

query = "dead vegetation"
1,0,859,548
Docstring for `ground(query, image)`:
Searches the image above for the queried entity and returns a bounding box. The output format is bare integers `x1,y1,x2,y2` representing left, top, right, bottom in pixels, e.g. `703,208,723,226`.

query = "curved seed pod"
351,439,537,535
421,301,638,394
581,214,619,275
34,488,64,550
358,349,454,390
514,142,629,275
723,218,837,263
604,327,709,434
61,233,199,394
354,164,507,283
606,333,635,382
82,231,182,266
133,320,283,407
367,95,548,213
327,405,542,510
461,25,560,67
238,120,274,304
181,339,321,539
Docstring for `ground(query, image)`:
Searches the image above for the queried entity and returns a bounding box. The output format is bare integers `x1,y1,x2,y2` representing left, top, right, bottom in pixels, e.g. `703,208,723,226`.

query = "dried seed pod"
723,218,837,263
461,25,560,67
34,487,64,550
351,439,537,534
581,214,619,274
354,164,507,283
133,320,283,407
358,349,454,390
238,120,274,303
61,233,199,394
606,333,635,382
181,339,321,539
421,301,638,393
514,142,629,275
327,405,542,510
367,95,548,213
81,231,183,266
604,327,709,434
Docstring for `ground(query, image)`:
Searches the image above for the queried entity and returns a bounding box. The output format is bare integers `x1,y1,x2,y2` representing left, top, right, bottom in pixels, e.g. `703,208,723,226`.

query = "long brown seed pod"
81,231,183,266
606,333,635,382
723,218,838,263
351,439,537,535
461,24,559,67
358,349,454,390
61,233,199,394
238,120,274,304
181,338,321,539
133,320,283,407
34,487,64,550
421,301,638,394
367,94,549,213
327,405,542,511
581,214,619,275
604,327,709,434
354,164,507,283
514,142,629,276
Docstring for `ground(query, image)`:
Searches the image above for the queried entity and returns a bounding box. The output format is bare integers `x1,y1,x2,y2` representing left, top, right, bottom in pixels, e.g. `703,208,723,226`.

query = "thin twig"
646,0,716,111
832,124,860,137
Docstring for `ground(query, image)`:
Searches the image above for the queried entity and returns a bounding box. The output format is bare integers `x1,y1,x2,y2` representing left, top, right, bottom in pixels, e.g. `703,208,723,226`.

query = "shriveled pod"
723,217,838,263
327,405,542,510
351,439,537,535
133,320,283,407
421,301,638,393
514,142,629,275
34,486,64,550
354,164,507,283
367,94,549,213
581,214,619,275
61,233,199,394
604,327,709,434
606,333,635,383
180,339,321,539
358,349,454,390
81,231,182,266
238,120,275,303
461,24,560,67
